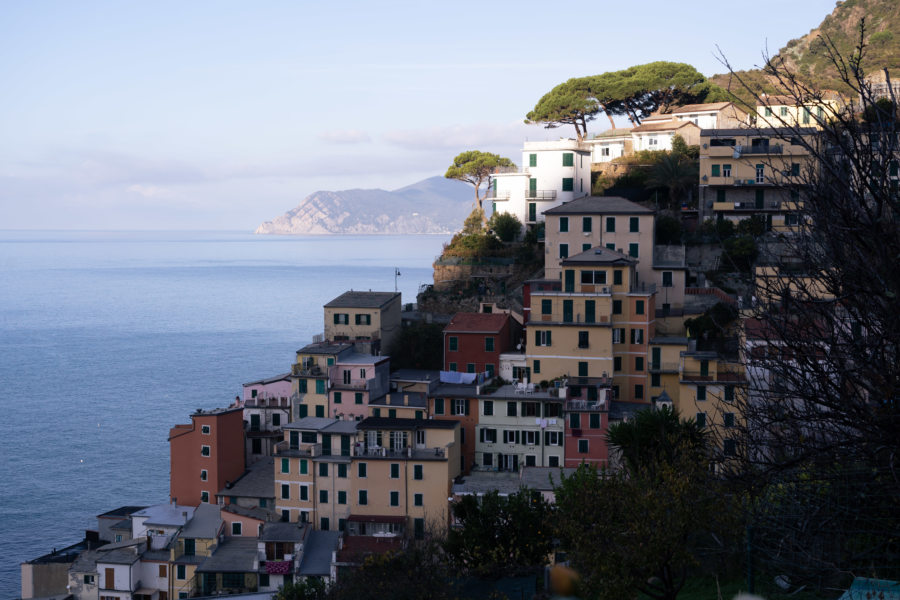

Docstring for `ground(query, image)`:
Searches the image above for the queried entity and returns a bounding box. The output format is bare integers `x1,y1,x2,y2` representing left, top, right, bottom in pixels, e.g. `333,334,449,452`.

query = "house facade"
323,291,402,354
443,312,517,376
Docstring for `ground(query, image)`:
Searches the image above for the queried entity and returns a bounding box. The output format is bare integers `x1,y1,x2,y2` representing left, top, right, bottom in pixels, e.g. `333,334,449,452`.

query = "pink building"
328,353,390,421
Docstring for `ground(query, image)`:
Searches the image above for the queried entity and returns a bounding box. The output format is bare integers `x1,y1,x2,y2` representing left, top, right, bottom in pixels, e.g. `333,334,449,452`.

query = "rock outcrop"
255,176,475,235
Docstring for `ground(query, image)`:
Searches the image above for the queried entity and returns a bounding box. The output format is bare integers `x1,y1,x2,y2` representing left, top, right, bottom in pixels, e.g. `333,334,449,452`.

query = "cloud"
382,121,531,152
316,129,371,144
127,184,174,198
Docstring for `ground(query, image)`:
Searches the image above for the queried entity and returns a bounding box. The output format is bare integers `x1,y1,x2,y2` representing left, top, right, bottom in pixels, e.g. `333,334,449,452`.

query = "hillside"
255,176,475,235
710,0,900,104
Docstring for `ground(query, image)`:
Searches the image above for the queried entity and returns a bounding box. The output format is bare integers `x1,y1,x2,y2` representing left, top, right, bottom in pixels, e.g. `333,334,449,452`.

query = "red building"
443,312,520,377
169,407,245,506
563,378,613,467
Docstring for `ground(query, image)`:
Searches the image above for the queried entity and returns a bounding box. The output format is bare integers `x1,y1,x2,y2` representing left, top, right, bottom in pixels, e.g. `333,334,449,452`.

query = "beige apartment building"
323,291,402,354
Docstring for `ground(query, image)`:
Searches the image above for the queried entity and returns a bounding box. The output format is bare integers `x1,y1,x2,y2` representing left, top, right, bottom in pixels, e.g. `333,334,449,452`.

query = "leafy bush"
737,215,767,237
655,215,683,245
488,211,522,242
721,235,758,272
700,217,735,240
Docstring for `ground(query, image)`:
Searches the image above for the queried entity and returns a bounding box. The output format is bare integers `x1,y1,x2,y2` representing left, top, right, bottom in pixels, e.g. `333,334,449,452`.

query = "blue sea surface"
0,230,449,598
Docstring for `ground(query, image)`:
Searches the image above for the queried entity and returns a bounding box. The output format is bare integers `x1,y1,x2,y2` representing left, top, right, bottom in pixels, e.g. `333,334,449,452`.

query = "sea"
0,230,450,599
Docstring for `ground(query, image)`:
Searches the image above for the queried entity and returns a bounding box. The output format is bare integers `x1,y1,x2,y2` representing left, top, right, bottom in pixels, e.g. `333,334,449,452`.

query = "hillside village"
20,43,900,600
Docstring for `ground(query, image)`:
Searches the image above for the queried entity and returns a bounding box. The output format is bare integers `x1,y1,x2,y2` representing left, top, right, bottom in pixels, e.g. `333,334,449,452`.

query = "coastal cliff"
255,176,475,235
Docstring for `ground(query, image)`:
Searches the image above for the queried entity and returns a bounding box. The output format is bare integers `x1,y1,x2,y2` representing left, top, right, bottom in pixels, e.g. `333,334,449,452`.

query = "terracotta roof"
444,312,509,334
561,246,635,266
632,120,698,133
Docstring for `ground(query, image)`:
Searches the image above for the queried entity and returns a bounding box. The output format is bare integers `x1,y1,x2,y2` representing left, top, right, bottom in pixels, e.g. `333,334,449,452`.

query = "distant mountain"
710,0,900,104
254,176,476,235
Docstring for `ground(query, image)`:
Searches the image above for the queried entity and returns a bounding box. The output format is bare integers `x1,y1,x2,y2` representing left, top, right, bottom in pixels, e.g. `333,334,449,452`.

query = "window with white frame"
545,431,562,446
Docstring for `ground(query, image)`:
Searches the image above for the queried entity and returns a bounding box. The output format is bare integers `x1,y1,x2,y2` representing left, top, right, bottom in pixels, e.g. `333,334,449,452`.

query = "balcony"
292,364,325,377
565,400,607,411
738,144,784,155
244,397,290,408
356,445,446,459
274,441,321,458
534,311,610,325
649,361,680,373
526,190,557,201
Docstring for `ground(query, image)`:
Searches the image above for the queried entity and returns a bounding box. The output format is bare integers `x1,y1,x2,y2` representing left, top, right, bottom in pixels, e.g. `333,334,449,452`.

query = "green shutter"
529,153,537,167
606,217,615,232
711,164,720,177
585,300,595,323
562,177,574,191
562,152,574,166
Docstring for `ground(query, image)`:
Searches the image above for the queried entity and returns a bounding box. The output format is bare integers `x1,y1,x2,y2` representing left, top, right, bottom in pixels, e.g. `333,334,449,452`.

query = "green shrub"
488,211,522,242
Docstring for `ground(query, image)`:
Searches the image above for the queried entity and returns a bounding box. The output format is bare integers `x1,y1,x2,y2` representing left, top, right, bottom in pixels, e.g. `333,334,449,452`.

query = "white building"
584,128,633,164
491,139,591,226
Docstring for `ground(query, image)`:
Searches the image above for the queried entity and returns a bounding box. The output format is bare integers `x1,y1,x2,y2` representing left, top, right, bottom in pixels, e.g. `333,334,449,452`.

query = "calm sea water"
0,230,449,598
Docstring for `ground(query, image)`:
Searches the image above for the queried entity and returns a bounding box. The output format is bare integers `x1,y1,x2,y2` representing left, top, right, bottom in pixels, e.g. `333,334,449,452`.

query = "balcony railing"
566,400,607,411
649,361,680,373
244,397,290,408
526,190,557,200
292,364,325,377
737,144,784,155
274,441,321,457
356,445,446,459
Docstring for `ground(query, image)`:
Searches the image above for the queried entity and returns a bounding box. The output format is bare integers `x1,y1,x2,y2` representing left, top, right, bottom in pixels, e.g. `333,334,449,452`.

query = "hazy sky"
0,0,838,230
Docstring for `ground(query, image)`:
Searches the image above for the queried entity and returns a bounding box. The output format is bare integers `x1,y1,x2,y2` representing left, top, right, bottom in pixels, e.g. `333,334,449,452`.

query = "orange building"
169,407,246,507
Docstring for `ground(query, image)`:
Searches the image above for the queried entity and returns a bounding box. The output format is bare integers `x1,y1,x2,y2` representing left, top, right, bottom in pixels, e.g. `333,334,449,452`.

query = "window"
723,164,732,177
648,136,658,147
613,269,623,285
662,271,673,287
358,490,368,505
390,491,400,507
802,107,810,124
697,385,707,401
355,392,363,404
606,217,615,232
177,565,186,580
451,398,468,416
232,522,242,536
298,458,308,474
791,162,800,176
414,464,423,480
201,445,210,457
651,373,660,387
507,401,517,417
315,405,325,418
300,486,308,501
485,337,495,352
582,216,592,233
562,177,574,192
533,360,540,374
635,384,644,400
696,412,706,427
482,400,494,416
541,299,552,315
281,484,290,499
559,243,568,259
414,518,425,540
630,328,644,344
281,458,289,474
414,493,423,506
635,300,644,315
578,331,589,349
201,425,210,435
614,356,622,371
711,164,721,177
780,106,788,117
315,380,325,394
601,147,610,156
628,243,639,258
585,299,596,323
580,270,607,285
434,398,445,415
390,463,400,479
534,330,551,347
480,428,498,443
449,336,458,351
503,429,520,444
563,299,573,322
629,217,639,232
342,370,351,385
301,431,316,444
764,107,772,117
559,217,568,232
570,413,581,428
338,490,347,505
562,152,574,166
545,431,562,446
298,379,307,393
613,328,625,344
578,361,588,377
466,363,475,373
333,391,342,404
201,469,208,481
583,243,591,252
84,574,95,585
529,153,537,167
724,385,735,402
578,439,589,453
590,413,601,429
612,299,622,314
724,439,737,456
635,357,644,371
272,413,281,427
319,489,328,504
354,313,371,325
724,413,736,427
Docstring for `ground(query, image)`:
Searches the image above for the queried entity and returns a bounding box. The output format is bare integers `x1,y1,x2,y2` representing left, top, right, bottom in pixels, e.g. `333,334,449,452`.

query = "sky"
0,0,839,230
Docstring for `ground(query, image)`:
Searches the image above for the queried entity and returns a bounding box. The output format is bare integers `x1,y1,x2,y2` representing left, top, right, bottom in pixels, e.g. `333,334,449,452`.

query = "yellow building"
526,246,656,404
324,291,402,355
699,128,817,232
274,417,461,539
170,506,224,598
674,347,745,458
648,336,688,403
755,92,845,129
291,342,354,420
